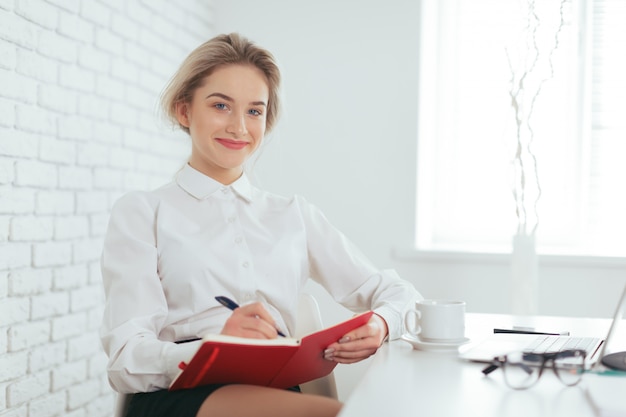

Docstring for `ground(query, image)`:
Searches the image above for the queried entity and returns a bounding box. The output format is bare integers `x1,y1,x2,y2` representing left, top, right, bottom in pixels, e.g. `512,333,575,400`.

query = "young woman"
100,33,421,417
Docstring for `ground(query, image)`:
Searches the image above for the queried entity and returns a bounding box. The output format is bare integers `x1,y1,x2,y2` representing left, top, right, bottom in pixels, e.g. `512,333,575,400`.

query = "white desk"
339,313,626,417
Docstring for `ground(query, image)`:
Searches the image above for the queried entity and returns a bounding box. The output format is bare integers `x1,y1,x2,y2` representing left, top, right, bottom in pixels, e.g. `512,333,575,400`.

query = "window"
415,0,626,257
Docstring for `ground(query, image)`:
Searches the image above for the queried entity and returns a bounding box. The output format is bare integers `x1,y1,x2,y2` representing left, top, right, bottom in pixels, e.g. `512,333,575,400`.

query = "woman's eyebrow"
205,92,266,107
205,92,233,101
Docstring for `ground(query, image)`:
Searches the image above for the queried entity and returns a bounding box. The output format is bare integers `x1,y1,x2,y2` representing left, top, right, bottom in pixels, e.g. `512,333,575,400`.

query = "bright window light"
415,0,626,257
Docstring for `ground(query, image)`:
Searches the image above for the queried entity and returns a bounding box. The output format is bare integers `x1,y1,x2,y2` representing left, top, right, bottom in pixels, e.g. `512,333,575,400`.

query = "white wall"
0,1,212,416
212,0,626,345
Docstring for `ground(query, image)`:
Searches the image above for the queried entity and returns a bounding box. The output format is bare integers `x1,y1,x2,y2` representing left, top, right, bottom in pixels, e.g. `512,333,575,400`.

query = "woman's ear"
174,102,190,128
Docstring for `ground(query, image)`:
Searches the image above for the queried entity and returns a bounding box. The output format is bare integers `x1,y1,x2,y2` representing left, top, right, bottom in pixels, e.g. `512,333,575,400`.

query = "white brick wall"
0,1,213,415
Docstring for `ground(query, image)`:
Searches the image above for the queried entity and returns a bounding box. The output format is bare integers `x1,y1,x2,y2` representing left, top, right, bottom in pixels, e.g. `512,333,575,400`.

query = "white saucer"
401,333,470,352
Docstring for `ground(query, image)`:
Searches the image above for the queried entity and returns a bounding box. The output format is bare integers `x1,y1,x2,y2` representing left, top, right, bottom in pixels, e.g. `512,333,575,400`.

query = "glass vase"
510,233,539,315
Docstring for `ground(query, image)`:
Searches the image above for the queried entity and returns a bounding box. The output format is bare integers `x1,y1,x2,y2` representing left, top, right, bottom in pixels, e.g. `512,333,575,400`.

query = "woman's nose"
226,111,248,137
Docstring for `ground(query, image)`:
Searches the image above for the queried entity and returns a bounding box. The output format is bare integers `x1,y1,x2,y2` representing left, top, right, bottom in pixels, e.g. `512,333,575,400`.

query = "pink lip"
215,138,249,150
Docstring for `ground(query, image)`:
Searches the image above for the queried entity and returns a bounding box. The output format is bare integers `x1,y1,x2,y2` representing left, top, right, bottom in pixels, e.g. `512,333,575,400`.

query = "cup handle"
404,309,421,336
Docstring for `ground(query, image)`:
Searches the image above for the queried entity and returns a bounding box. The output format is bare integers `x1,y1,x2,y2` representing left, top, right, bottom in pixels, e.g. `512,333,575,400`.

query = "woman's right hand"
220,302,280,339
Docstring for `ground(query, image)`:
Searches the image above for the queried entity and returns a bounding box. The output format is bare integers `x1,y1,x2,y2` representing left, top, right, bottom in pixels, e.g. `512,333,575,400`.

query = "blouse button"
227,216,236,223
235,237,243,244
242,261,249,268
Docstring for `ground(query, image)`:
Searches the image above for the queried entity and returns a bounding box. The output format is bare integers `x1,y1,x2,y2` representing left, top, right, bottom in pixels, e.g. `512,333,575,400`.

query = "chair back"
296,292,339,399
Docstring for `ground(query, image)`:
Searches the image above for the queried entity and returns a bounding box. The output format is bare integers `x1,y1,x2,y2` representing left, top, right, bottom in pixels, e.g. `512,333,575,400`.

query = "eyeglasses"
481,349,586,390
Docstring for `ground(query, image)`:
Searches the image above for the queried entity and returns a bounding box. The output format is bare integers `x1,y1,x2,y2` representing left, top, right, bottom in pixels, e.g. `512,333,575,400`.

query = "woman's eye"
248,109,262,116
214,103,227,110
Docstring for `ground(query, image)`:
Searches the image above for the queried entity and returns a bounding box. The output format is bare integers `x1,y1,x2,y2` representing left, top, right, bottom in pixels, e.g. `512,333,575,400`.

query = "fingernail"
324,348,335,355
339,336,350,343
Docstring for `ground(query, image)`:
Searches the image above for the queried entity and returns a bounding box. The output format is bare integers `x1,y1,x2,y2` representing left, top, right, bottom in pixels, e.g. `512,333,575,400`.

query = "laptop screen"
598,284,626,370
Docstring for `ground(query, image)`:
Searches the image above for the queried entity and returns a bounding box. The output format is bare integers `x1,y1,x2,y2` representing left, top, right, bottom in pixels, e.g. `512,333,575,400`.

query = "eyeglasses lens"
502,352,542,389
554,350,585,386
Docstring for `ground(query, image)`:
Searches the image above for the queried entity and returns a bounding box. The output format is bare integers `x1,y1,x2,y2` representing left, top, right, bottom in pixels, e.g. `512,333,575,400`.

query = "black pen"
493,328,570,336
215,296,286,337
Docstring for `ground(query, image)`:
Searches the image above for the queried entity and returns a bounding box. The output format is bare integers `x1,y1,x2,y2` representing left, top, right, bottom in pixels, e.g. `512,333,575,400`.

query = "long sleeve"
99,192,200,393
296,196,422,340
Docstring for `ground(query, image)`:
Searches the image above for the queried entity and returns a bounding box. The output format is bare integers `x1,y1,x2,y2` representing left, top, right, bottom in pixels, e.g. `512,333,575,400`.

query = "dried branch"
507,0,568,236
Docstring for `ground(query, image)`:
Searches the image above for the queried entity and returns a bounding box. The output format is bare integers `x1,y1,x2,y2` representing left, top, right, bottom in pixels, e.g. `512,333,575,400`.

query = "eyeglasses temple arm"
482,363,499,375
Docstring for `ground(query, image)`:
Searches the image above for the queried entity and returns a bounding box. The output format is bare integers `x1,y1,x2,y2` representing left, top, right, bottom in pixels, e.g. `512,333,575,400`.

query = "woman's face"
176,64,269,184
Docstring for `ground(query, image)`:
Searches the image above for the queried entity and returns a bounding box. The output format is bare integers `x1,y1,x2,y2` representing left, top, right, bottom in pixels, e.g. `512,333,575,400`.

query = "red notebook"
169,311,374,391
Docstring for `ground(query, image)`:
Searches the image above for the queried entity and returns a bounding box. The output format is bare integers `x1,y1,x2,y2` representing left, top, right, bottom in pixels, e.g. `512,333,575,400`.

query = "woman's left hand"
323,313,389,364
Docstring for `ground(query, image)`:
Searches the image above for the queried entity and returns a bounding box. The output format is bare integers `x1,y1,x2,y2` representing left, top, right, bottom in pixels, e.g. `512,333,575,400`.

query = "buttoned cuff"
162,340,203,384
373,304,405,341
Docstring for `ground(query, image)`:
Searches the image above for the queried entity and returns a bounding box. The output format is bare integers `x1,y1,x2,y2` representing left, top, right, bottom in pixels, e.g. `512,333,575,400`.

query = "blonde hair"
161,33,282,134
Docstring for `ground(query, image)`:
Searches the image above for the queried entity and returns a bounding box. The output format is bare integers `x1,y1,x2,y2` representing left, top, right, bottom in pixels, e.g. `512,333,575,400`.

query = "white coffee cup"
404,299,466,342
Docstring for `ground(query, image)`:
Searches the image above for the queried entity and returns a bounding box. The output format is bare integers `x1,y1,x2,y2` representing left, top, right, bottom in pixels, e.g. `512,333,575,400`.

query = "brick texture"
0,1,213,415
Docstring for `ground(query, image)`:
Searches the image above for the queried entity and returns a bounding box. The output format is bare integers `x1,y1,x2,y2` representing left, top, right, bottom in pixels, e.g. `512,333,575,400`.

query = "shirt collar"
175,164,254,202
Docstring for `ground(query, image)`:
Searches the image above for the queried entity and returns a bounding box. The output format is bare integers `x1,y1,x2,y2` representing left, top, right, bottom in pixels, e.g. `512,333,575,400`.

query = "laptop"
459,283,626,370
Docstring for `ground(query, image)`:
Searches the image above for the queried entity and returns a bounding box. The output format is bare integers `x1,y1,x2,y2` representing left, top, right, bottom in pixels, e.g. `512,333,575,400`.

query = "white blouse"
100,163,421,393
